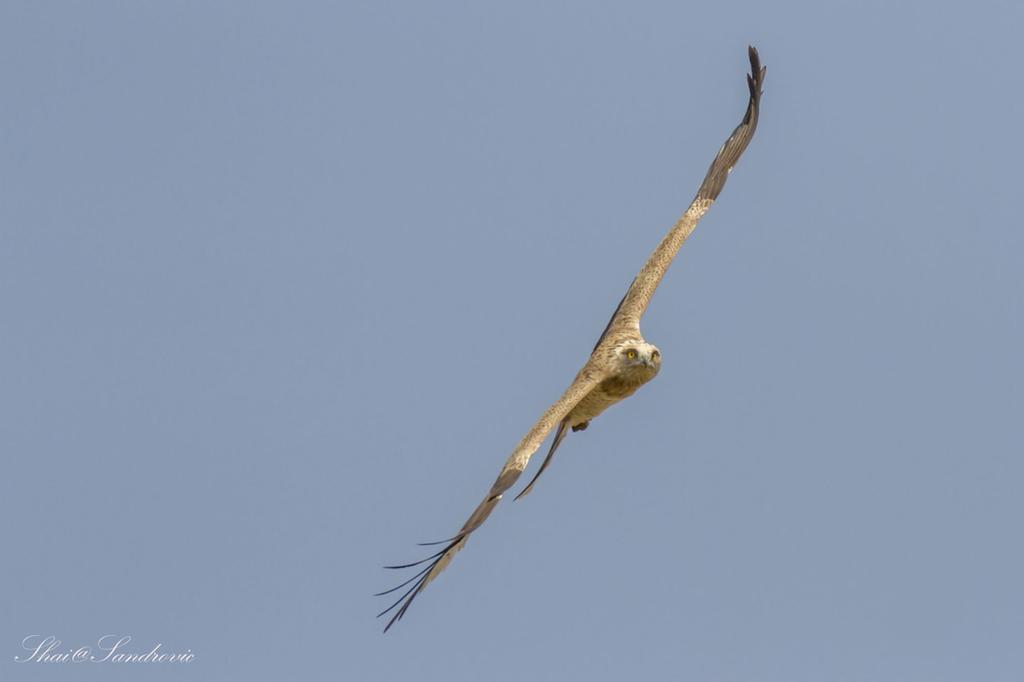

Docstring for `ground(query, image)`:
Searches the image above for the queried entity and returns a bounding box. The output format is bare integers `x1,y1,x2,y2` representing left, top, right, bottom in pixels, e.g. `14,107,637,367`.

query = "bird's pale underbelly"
567,373,654,427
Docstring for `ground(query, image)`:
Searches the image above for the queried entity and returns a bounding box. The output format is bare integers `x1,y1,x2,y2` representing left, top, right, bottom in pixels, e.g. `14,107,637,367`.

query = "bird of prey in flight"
378,46,766,632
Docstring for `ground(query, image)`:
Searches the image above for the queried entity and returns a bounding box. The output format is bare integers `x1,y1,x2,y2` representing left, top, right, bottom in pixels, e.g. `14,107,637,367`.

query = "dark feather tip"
417,533,464,546
382,545,449,570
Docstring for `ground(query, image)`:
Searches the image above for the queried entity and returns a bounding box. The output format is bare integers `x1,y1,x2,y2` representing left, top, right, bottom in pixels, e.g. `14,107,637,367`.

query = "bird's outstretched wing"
601,46,766,339
377,366,605,632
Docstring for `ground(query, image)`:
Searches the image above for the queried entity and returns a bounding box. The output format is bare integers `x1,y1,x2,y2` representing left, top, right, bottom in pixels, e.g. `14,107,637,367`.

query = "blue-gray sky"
3,2,1022,681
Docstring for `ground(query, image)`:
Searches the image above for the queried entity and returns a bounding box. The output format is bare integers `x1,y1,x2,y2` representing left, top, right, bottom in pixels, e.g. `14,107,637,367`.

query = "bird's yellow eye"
626,349,638,360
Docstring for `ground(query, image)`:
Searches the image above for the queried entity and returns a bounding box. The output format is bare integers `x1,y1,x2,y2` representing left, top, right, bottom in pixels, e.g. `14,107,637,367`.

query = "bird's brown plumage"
378,46,766,632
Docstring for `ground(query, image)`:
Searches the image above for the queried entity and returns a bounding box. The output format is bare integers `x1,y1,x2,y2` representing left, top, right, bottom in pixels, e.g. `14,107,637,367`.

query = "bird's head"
615,341,661,377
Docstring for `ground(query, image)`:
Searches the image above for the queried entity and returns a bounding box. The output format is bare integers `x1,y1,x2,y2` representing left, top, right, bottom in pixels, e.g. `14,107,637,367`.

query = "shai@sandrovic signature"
15,635,194,663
